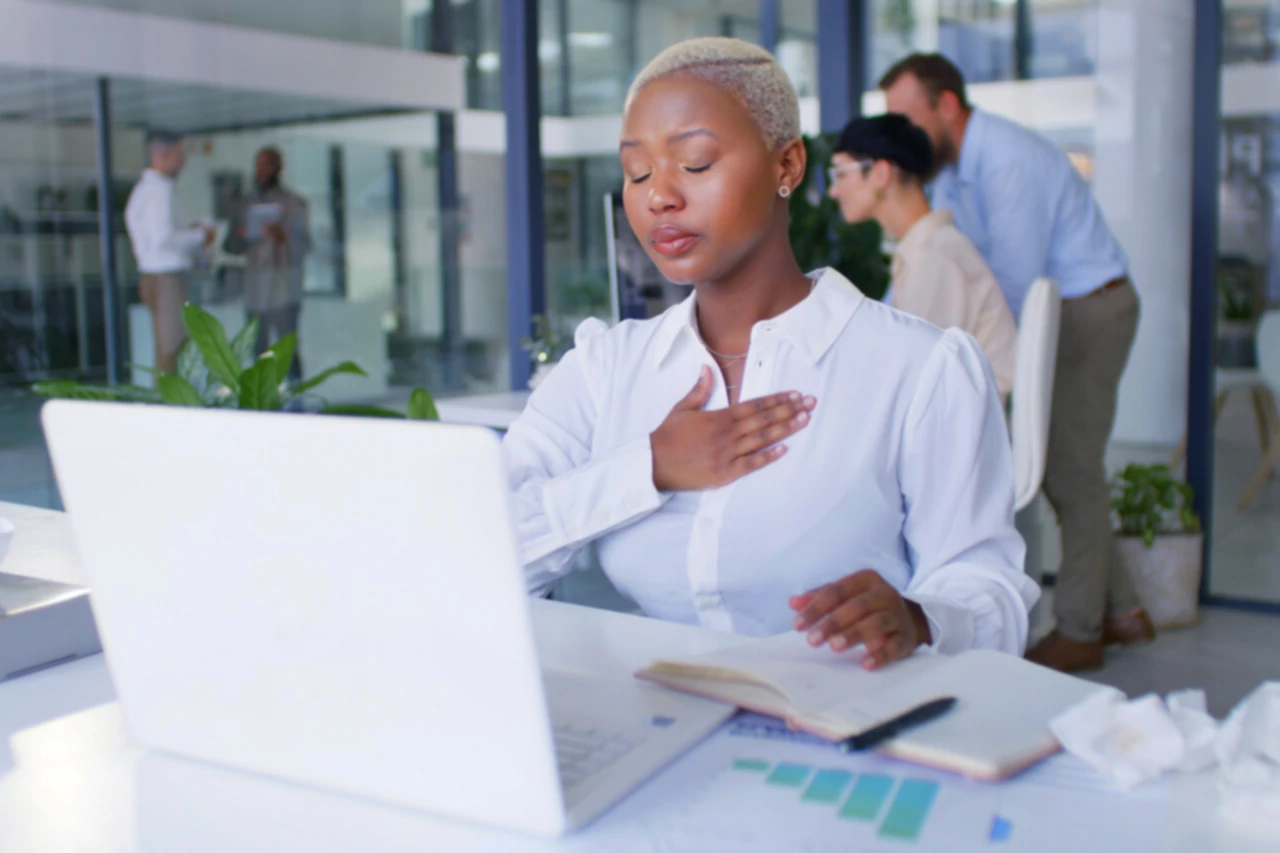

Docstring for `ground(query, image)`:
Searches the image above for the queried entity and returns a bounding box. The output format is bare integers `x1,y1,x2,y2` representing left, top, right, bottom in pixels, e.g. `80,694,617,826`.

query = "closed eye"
684,164,710,173
628,172,651,184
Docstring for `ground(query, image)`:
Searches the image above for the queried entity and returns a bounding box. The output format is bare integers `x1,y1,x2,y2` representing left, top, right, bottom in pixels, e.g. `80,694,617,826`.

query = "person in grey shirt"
881,53,1148,673
225,147,311,381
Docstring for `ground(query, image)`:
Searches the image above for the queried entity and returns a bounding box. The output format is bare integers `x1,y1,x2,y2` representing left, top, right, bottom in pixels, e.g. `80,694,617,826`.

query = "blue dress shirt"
929,110,1129,318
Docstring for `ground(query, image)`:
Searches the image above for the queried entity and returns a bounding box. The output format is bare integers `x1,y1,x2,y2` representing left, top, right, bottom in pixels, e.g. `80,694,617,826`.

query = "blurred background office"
0,0,1277,624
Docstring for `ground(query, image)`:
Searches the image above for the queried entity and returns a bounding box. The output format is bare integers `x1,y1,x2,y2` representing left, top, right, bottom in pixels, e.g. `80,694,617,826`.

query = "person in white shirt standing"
124,131,214,377
826,114,1016,402
503,38,1038,667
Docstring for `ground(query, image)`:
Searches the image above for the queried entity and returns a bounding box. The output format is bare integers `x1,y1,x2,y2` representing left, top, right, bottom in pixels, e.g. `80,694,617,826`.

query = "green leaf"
132,364,160,377
183,304,241,395
265,333,298,388
406,388,440,421
157,375,204,407
238,358,282,411
321,404,406,419
230,316,261,368
175,337,211,396
293,361,367,396
1142,528,1156,548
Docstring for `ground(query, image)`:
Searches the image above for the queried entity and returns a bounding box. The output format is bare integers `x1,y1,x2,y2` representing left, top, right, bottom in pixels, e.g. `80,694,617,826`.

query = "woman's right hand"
650,366,816,492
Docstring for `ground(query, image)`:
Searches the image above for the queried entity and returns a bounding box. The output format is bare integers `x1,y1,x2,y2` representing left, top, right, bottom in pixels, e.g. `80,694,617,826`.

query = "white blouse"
503,268,1038,655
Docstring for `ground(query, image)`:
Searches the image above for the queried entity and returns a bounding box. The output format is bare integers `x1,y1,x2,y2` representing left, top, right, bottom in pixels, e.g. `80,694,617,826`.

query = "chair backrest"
1011,278,1062,512
1255,310,1280,393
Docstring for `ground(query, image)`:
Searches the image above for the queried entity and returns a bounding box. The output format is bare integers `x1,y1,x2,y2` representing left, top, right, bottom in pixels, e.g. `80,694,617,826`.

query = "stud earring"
778,185,792,199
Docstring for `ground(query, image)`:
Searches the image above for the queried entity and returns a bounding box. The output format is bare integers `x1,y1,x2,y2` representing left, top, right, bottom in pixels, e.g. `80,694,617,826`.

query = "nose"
647,167,684,214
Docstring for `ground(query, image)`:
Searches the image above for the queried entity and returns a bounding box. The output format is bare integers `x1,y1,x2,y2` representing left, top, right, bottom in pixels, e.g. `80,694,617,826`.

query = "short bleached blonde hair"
624,37,801,149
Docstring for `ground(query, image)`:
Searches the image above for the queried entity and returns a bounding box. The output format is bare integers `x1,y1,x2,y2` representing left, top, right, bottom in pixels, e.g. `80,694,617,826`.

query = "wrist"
905,599,932,647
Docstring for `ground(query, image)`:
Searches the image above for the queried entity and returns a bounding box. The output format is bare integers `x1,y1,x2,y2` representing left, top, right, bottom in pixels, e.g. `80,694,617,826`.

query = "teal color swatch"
801,769,853,804
733,758,771,772
765,763,811,787
838,773,895,821
878,779,940,840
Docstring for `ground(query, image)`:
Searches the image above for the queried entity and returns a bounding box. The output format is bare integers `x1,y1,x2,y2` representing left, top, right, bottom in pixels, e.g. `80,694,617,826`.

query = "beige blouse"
891,209,1017,400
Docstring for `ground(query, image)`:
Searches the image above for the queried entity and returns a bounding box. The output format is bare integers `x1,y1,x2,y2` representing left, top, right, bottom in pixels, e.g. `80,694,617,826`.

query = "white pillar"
1092,0,1195,447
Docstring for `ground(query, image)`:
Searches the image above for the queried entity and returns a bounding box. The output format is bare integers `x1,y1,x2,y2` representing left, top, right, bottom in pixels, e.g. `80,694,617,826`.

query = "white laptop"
42,401,733,837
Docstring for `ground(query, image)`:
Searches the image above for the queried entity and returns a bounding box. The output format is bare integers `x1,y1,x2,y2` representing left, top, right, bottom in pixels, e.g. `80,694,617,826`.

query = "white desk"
0,502,1269,852
435,391,531,430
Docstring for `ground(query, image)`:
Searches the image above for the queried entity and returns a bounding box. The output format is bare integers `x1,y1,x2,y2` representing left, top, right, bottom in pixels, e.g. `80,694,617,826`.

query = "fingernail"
793,616,805,629
789,392,801,401
795,411,808,425
804,396,816,408
807,630,825,645
774,445,787,456
831,636,847,651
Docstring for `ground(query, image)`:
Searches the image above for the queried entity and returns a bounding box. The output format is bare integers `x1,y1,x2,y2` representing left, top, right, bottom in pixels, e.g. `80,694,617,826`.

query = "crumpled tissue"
1049,688,1194,790
1050,682,1280,833
1214,683,1280,833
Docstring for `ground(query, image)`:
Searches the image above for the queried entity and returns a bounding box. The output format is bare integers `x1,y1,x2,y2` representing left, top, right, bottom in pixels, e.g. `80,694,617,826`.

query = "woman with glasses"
503,38,1036,668
827,114,1016,402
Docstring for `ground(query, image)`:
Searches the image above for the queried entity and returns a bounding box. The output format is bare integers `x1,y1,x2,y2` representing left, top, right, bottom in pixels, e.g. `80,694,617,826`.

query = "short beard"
928,132,958,180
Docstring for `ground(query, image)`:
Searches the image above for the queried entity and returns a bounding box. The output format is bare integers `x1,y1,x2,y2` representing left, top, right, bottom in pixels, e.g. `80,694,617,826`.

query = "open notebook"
636,632,1110,780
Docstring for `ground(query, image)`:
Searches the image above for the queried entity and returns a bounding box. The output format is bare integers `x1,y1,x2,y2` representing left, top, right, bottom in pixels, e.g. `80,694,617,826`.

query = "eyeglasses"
827,160,874,184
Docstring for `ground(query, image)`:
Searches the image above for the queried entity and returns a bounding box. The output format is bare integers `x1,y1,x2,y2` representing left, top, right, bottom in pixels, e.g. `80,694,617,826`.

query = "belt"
1089,276,1129,297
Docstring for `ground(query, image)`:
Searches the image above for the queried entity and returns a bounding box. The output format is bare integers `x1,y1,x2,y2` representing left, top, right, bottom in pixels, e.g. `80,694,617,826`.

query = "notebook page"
650,632,947,727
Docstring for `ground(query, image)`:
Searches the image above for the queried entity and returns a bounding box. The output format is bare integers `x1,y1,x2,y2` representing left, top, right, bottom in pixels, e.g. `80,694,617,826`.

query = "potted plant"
1110,463,1203,630
34,305,439,420
520,314,569,391
1216,256,1261,369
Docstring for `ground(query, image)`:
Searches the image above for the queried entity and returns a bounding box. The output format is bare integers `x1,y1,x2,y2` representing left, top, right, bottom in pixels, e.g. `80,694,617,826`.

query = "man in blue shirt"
882,54,1148,673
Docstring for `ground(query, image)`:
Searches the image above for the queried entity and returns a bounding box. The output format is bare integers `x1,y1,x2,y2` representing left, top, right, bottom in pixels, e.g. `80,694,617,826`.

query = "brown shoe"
1026,631,1105,673
1102,607,1156,647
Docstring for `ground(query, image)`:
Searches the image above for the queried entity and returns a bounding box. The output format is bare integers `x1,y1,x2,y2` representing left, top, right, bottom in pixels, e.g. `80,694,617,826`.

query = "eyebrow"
619,128,719,151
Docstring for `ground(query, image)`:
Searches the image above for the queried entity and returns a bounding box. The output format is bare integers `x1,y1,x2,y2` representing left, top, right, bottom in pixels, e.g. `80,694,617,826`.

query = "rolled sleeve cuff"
541,435,666,543
905,593,977,656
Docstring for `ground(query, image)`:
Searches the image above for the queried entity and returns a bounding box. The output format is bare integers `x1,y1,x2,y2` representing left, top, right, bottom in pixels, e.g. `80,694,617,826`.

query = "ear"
937,90,963,122
776,138,807,195
871,160,895,190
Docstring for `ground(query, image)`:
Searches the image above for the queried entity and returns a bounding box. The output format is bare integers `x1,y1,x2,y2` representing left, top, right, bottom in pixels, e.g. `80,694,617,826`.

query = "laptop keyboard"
553,721,647,790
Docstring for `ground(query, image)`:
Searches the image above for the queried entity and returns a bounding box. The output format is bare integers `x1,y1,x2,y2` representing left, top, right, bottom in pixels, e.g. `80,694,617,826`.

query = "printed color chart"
733,758,941,841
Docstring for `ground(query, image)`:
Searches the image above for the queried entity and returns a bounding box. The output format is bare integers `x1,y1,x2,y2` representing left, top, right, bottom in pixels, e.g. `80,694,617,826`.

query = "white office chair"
1238,310,1280,510
1011,278,1062,512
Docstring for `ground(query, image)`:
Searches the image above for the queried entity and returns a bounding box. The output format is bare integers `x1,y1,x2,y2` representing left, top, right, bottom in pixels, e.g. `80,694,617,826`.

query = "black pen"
838,696,958,752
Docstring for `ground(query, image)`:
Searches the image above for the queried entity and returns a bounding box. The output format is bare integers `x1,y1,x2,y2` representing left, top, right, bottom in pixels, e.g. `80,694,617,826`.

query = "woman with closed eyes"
503,38,1038,668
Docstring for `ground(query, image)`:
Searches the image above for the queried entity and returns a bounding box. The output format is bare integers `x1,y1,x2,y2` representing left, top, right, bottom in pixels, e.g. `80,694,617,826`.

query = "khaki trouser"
1043,279,1141,642
139,273,188,377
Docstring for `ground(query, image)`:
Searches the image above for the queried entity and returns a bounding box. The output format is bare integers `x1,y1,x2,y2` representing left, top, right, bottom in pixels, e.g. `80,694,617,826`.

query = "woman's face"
620,76,789,286
826,152,879,225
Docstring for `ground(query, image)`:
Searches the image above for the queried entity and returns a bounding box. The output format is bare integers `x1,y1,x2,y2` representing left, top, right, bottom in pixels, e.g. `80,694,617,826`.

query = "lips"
649,224,701,258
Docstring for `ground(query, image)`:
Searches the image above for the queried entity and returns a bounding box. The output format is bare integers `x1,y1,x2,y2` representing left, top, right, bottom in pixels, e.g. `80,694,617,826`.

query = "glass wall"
0,68,105,507
1207,0,1280,604
869,0,1095,86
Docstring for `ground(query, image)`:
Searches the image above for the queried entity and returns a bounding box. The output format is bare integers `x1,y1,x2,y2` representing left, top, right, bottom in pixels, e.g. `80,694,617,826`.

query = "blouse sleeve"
897,329,1040,654
502,320,670,596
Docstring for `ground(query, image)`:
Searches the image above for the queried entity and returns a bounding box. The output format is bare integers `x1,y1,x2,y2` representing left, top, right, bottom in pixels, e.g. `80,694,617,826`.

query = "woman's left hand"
789,570,932,670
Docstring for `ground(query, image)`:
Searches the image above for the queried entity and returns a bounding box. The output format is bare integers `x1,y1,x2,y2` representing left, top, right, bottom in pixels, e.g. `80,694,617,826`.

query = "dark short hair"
257,146,283,164
833,114,934,180
878,53,970,110
145,129,183,149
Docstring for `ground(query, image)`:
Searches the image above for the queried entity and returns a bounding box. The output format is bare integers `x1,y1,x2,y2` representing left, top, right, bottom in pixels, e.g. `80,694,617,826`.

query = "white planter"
1114,533,1204,630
